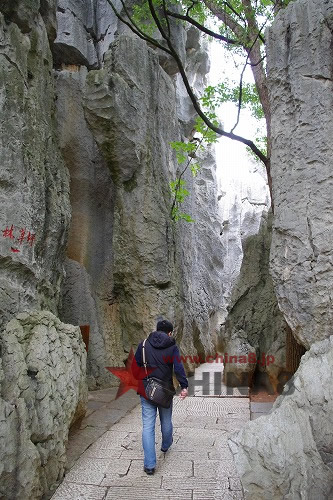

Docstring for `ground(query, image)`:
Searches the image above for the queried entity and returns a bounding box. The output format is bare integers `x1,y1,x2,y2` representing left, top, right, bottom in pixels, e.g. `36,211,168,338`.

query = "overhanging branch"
165,10,239,44
230,17,268,133
106,0,172,55
147,0,268,165
106,0,268,166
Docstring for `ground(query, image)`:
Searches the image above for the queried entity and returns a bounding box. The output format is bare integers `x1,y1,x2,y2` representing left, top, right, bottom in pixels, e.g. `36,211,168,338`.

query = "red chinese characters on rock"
17,228,26,245
2,224,36,253
26,231,36,246
2,224,15,240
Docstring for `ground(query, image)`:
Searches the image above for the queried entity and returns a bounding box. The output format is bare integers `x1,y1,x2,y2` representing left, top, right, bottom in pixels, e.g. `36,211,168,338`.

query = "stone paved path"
52,392,250,500
64,388,139,472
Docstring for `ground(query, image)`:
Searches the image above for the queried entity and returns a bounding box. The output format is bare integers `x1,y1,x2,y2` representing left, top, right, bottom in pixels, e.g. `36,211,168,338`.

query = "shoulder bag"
142,339,176,408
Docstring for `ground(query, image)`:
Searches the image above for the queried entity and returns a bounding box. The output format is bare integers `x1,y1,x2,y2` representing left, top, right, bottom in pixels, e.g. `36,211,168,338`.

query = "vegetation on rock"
105,0,293,212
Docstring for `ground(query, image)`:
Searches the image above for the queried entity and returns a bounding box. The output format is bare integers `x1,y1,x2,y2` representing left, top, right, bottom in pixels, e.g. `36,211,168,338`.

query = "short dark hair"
156,319,173,334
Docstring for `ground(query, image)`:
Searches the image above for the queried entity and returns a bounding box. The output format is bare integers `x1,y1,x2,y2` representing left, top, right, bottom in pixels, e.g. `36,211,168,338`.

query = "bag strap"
142,339,149,378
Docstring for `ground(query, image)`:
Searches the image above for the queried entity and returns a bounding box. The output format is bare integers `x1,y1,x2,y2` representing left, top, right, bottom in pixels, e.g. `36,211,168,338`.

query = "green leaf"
170,178,195,223
190,163,201,176
170,140,197,164
178,213,195,223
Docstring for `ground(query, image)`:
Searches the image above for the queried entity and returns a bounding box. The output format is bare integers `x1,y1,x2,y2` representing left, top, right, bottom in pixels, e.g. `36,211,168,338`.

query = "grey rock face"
222,213,288,391
53,2,225,387
40,0,58,41
215,156,286,391
267,0,333,348
60,258,115,389
82,34,225,373
0,0,57,40
0,5,87,498
95,0,122,60
0,0,42,33
53,0,123,68
55,66,115,388
216,157,270,322
174,147,225,364
0,7,71,329
221,332,256,390
54,1,98,68
155,7,187,77
176,26,210,136
83,34,187,352
176,154,226,361
229,335,333,499
0,311,88,500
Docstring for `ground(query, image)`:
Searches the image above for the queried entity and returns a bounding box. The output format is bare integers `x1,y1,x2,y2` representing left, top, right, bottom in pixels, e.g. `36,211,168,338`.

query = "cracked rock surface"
53,0,123,68
0,2,71,329
267,0,333,348
229,335,333,499
82,33,225,381
223,213,288,390
0,311,88,500
56,16,226,387
230,1,333,496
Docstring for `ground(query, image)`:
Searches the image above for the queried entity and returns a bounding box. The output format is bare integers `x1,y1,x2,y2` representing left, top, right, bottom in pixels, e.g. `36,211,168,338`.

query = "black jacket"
133,330,188,390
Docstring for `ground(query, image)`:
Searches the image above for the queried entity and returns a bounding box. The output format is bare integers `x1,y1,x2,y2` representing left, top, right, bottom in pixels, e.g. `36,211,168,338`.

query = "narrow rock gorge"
0,0,332,498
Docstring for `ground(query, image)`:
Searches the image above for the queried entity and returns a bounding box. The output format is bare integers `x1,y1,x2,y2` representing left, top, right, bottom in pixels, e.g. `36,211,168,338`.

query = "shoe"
161,438,173,453
144,467,155,475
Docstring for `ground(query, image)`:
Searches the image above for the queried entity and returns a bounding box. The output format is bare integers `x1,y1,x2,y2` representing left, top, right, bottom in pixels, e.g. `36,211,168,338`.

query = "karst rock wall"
0,311,87,500
0,1,71,327
230,335,333,499
222,212,288,391
230,0,333,496
0,4,88,498
215,149,288,390
0,0,293,497
268,0,333,349
55,1,226,387
0,0,284,394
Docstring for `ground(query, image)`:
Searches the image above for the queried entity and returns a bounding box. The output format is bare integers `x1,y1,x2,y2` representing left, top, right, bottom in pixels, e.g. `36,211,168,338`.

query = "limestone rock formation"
176,147,225,364
54,0,98,68
55,67,115,388
175,25,210,135
213,155,288,391
267,0,333,348
83,30,226,374
53,0,124,68
222,213,288,391
0,6,86,497
54,1,225,386
0,311,88,500
229,1,333,496
0,3,71,329
0,0,56,38
58,33,185,385
216,158,270,315
229,335,333,499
